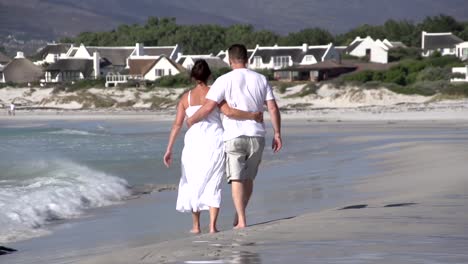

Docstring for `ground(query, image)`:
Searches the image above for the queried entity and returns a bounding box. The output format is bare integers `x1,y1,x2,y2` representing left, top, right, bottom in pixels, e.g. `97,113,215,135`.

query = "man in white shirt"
187,44,282,229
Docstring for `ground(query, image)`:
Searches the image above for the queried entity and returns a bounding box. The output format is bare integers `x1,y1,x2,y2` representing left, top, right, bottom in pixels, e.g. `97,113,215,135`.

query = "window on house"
168,69,172,76
155,69,164,77
462,48,468,56
63,71,81,81
273,56,290,68
254,56,262,67
304,55,314,63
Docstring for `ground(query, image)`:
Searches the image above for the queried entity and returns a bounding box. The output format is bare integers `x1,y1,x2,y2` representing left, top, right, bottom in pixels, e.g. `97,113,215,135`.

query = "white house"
455,42,468,61
176,54,228,70
44,52,100,83
66,43,180,76
346,36,407,64
106,56,185,87
451,65,468,83
421,31,463,57
35,43,72,65
248,43,340,71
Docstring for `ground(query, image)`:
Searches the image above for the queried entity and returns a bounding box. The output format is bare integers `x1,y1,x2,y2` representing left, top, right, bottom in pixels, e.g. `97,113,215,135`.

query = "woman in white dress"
163,60,262,234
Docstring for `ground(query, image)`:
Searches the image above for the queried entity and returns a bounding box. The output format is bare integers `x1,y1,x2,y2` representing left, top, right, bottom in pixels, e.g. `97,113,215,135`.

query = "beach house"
451,65,468,83
176,54,228,70
346,37,407,64
248,43,340,68
65,43,180,76
0,52,43,84
455,42,468,61
421,31,463,57
35,43,72,65
125,56,185,83
247,43,341,80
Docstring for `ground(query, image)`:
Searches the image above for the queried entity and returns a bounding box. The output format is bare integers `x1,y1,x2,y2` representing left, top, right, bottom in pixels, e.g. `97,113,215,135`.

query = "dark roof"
37,44,72,60
275,60,357,71
203,57,229,69
345,40,363,53
0,51,11,64
2,58,43,83
69,49,78,57
46,59,94,78
144,47,175,57
178,57,186,64
423,33,463,51
87,47,134,66
251,47,328,64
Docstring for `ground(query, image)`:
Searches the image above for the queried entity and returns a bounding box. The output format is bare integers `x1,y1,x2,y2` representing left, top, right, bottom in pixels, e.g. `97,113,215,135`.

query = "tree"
280,28,334,45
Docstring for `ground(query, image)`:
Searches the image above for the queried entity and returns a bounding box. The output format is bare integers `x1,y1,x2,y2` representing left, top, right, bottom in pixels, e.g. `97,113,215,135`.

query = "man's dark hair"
228,44,248,64
191,59,211,84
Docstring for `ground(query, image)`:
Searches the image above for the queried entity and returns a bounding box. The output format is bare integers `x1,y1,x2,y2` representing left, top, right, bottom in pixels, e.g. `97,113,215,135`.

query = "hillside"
1,0,467,39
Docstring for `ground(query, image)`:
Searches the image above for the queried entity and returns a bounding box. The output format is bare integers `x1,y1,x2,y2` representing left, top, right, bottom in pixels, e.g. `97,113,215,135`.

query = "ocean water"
4,119,466,264
0,119,181,244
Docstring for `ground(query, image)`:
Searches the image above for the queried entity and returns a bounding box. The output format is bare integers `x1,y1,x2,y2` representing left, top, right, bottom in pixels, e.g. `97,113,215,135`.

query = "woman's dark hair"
191,59,211,84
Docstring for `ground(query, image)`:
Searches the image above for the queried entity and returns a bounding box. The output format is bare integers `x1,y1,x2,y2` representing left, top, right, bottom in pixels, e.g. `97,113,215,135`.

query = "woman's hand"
163,151,172,168
253,111,264,123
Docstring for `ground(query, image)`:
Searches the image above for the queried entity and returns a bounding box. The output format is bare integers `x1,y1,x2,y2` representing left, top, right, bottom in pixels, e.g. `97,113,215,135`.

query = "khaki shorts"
225,136,265,183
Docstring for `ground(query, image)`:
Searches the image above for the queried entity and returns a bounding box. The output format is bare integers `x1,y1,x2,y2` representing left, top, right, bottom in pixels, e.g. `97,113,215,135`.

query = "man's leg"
233,179,254,227
234,137,264,228
232,179,248,229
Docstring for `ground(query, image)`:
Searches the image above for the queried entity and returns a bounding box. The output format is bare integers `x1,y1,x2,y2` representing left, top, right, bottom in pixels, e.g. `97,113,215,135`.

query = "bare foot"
209,228,219,234
233,213,238,227
190,228,201,234
233,224,246,230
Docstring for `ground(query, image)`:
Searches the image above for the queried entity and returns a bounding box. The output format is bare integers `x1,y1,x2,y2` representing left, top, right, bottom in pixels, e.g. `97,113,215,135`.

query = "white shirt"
206,68,275,141
10,104,15,111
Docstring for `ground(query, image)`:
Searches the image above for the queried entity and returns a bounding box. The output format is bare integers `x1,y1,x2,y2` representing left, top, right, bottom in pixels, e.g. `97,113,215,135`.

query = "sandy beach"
56,120,467,264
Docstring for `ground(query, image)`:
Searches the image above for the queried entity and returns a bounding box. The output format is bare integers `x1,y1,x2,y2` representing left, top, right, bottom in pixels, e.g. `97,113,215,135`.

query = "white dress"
176,91,225,212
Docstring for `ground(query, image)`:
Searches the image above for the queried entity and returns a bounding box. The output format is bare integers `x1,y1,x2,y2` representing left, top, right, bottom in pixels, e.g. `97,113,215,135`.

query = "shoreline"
74,138,468,264
1,99,468,122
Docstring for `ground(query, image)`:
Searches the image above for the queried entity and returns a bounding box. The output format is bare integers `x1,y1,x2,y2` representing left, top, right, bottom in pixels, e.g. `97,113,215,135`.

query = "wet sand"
70,121,468,264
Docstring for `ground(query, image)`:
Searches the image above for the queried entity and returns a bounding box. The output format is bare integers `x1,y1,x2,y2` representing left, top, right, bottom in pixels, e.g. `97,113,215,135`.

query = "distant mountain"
1,0,467,40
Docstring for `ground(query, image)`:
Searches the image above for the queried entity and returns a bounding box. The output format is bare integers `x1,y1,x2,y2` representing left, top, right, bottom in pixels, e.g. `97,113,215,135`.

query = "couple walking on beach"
164,44,282,233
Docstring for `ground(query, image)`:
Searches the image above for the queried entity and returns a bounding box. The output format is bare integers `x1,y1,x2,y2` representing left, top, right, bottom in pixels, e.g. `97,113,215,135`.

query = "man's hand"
272,133,282,153
253,111,263,123
186,117,194,128
163,150,172,168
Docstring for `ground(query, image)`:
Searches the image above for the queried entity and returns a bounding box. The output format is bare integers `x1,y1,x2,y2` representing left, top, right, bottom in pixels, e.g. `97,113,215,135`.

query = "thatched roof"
46,59,94,78
36,43,72,60
423,33,463,51
2,58,43,83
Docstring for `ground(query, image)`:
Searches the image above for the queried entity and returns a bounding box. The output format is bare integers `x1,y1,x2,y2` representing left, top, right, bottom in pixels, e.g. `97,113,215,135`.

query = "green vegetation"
152,73,193,88
341,54,465,96
61,15,468,53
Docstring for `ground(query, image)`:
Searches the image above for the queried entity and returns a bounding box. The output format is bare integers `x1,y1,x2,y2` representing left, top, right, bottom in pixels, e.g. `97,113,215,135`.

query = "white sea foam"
0,159,130,243
46,129,100,136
